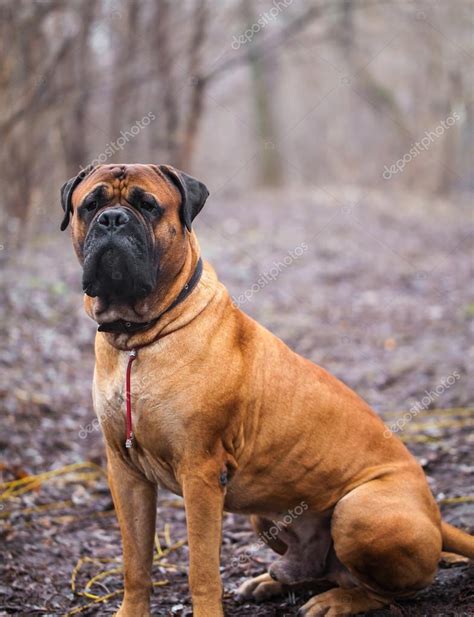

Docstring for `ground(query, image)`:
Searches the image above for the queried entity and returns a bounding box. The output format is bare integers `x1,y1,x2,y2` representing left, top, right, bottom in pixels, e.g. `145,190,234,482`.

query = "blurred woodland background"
0,1,473,616
0,0,473,244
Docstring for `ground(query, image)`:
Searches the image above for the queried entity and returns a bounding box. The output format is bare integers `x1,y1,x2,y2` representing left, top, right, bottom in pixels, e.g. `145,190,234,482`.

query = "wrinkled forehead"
72,164,179,207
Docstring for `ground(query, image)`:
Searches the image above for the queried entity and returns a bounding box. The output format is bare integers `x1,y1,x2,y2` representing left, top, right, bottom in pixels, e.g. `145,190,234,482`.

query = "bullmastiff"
61,163,473,616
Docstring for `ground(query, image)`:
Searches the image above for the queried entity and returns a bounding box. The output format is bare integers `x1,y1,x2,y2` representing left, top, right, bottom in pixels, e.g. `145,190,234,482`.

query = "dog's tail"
441,521,474,559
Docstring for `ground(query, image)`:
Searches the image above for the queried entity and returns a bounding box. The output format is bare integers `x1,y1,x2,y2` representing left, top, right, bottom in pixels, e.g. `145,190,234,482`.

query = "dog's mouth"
83,244,153,298
82,221,155,301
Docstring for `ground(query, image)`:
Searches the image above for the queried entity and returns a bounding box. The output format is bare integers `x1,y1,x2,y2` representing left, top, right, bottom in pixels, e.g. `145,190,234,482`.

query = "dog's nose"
97,208,130,229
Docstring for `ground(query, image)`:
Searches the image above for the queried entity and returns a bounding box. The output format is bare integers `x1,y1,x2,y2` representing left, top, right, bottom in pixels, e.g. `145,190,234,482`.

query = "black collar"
97,257,203,335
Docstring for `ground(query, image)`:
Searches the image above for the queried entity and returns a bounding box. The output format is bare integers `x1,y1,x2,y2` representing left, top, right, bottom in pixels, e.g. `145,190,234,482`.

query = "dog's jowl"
61,163,474,617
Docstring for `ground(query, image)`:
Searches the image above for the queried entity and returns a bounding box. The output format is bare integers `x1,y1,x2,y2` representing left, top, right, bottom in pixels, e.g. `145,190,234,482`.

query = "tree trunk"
176,0,208,171
242,0,283,187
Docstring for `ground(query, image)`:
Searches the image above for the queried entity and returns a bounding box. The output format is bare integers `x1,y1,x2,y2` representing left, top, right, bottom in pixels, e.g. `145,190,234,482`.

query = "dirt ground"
0,187,473,616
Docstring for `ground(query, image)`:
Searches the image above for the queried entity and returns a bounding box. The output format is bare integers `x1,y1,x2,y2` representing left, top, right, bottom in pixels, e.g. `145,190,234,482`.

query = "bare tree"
58,0,96,175
176,0,209,170
108,0,142,161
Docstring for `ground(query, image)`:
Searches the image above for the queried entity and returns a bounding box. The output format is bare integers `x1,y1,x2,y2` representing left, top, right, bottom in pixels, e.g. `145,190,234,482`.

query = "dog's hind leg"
299,478,442,616
297,587,387,616
236,572,285,602
236,513,335,602
235,516,287,601
251,514,288,554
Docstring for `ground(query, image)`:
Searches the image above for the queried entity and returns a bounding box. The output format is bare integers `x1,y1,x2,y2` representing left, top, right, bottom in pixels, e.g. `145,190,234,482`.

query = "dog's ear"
157,165,209,231
60,165,96,231
59,176,78,231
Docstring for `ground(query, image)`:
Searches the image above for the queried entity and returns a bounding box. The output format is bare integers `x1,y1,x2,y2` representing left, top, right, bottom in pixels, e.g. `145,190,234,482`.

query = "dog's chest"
92,359,188,493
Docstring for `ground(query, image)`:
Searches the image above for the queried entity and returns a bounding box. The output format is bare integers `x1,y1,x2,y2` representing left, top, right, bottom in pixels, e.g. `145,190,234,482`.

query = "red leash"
125,349,137,448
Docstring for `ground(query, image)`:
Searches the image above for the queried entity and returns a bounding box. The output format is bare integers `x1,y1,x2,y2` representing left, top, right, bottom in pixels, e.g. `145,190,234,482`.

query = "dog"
61,163,473,617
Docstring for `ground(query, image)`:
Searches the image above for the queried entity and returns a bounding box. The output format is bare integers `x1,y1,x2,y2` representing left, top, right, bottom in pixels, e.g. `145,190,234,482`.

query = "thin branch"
0,36,74,137
202,0,394,85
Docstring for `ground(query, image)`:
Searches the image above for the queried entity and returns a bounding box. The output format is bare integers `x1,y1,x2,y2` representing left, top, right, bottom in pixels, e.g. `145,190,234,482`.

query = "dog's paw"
235,572,284,603
114,603,151,617
297,588,386,617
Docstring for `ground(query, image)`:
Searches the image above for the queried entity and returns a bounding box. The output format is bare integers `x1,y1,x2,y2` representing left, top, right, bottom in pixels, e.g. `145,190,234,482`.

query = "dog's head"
60,164,208,316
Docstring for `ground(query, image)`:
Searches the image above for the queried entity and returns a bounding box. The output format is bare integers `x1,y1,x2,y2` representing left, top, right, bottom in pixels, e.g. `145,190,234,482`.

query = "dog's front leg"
106,446,157,617
182,461,226,617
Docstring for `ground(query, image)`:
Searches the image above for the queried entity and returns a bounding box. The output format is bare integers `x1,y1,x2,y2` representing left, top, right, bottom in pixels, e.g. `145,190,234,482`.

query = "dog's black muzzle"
82,206,155,300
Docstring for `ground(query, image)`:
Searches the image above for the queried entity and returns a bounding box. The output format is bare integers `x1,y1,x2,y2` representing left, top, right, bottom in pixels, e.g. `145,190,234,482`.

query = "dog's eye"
85,200,98,211
140,201,155,212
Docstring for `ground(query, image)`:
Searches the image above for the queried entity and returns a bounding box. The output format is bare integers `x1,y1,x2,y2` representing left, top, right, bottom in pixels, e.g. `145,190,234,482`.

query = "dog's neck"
83,233,213,350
